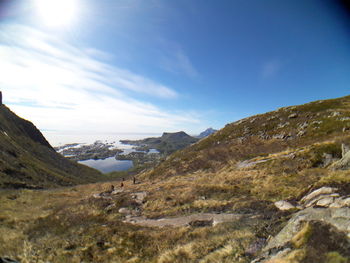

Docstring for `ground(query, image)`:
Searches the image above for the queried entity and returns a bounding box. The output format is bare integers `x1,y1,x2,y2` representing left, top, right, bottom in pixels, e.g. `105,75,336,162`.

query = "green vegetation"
1,96,350,262
0,105,102,189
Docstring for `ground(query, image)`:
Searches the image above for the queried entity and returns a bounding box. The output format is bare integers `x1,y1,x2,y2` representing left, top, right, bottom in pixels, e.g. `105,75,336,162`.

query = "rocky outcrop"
330,151,350,170
274,186,349,211
256,186,350,262
253,208,350,262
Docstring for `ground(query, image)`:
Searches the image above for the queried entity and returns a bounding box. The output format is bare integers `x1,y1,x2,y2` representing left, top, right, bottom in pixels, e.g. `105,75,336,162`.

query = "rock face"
254,207,350,262
330,150,350,170
255,186,350,262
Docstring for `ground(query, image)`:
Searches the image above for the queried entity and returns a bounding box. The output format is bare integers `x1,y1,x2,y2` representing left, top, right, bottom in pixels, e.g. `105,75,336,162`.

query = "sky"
0,0,350,145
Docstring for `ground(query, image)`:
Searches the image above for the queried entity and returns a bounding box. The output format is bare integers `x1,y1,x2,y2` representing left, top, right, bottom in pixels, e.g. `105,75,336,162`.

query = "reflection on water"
78,157,133,173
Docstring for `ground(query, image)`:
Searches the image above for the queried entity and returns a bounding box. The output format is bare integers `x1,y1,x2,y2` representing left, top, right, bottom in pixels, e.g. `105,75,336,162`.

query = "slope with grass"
1,96,350,262
0,104,102,189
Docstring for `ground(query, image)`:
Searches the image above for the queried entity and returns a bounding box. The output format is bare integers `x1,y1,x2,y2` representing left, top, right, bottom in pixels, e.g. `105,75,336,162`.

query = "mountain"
147,95,350,178
0,104,102,189
120,131,199,154
1,96,349,262
197,127,217,138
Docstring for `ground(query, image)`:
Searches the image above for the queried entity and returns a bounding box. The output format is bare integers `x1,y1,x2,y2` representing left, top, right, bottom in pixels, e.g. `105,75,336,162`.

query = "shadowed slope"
0,105,102,189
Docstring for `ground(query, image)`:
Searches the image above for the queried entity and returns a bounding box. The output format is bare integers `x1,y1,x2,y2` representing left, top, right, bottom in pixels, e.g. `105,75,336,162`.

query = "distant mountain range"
197,127,217,138
0,104,102,189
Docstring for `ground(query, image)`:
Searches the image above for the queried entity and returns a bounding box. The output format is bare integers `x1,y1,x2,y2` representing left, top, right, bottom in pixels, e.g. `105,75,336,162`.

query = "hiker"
133,177,136,184
120,182,124,188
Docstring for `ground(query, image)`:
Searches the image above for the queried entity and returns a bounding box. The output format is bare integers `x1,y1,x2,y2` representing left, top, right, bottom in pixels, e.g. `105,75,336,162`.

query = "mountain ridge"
0,104,102,189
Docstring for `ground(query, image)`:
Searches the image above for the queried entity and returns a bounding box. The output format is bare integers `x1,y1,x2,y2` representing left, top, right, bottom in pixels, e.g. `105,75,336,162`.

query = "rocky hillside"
0,105,102,189
147,95,350,178
0,96,349,263
121,131,198,154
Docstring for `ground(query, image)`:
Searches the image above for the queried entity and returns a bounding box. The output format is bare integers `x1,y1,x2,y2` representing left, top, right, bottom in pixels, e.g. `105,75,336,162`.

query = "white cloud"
160,45,198,78
261,59,282,79
0,24,200,144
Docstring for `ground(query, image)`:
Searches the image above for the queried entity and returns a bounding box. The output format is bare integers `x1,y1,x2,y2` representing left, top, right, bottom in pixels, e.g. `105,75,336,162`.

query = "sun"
34,0,79,27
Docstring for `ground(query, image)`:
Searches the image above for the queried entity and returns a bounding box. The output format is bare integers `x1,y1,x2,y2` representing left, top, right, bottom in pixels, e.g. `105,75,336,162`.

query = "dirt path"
123,213,244,227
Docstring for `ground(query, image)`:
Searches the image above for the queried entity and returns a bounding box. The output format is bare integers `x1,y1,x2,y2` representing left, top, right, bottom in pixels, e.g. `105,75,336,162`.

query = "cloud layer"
0,24,200,143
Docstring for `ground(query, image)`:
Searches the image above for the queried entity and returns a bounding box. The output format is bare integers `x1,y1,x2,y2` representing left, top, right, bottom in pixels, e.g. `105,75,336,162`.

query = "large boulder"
252,207,350,263
331,150,350,170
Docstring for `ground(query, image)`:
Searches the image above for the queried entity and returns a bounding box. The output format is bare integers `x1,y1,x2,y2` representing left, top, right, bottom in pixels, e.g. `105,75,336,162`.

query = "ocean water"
43,132,161,147
44,132,161,173
78,157,133,173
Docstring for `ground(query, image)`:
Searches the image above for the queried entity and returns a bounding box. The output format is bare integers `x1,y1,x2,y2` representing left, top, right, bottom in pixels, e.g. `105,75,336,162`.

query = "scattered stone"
105,203,116,212
330,111,341,117
277,122,289,129
343,127,350,133
341,143,350,157
188,219,213,227
111,189,124,195
272,134,286,139
118,207,132,214
316,197,335,207
300,187,337,204
131,192,147,204
339,117,350,121
274,201,296,211
245,238,266,257
297,130,306,137
288,113,298,119
311,120,322,125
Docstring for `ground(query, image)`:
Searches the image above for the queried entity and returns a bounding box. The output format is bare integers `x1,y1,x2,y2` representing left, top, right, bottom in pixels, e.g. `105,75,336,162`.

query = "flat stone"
316,197,334,207
118,207,131,214
300,187,337,204
304,193,339,208
274,201,295,211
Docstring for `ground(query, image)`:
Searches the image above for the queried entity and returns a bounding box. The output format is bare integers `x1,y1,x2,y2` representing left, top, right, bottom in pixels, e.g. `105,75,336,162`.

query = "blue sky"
0,0,350,144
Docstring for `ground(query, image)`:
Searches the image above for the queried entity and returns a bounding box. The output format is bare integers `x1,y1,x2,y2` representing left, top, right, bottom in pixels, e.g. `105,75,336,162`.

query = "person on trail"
133,177,136,184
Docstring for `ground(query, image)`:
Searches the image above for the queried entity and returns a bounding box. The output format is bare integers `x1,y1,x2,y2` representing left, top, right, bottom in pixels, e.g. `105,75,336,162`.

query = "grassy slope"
1,96,350,262
0,105,102,189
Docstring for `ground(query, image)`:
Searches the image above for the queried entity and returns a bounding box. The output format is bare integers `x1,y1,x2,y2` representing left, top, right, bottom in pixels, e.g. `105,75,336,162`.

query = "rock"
297,130,306,137
111,189,124,195
263,207,350,252
329,197,350,208
245,238,266,257
316,196,334,207
304,193,340,208
272,134,286,140
131,192,147,204
340,117,350,121
341,143,350,157
274,201,296,211
188,219,213,227
330,150,350,170
105,203,116,212
118,207,132,214
288,113,298,119
300,187,337,204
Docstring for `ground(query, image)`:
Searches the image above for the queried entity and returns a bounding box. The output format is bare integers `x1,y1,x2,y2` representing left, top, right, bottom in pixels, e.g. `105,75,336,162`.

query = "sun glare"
34,0,79,27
